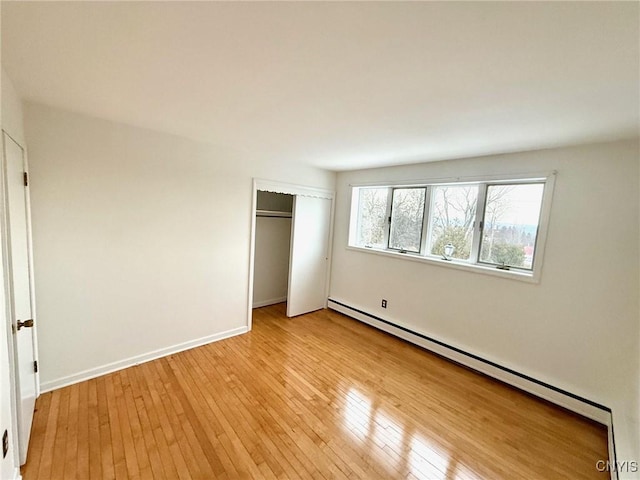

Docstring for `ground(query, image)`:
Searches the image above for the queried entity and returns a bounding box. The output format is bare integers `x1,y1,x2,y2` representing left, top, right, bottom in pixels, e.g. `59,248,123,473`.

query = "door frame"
247,179,335,330
1,130,40,466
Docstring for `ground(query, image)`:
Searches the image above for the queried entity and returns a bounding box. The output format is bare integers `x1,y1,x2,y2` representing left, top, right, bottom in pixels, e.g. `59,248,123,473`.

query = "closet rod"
256,209,292,218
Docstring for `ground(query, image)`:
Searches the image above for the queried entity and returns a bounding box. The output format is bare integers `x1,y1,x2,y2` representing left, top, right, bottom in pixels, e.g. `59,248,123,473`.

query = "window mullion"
384,187,393,249
419,186,430,256
470,183,487,264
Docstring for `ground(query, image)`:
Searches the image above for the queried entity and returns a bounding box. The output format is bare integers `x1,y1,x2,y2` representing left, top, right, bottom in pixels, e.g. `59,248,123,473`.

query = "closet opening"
253,191,293,309
247,180,335,327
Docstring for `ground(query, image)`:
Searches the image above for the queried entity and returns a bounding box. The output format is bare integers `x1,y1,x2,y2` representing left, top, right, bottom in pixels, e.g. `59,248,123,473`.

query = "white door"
287,195,332,317
3,132,37,464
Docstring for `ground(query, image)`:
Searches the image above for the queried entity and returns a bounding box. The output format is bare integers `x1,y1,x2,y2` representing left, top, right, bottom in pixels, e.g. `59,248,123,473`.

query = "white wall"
1,70,25,148
24,102,335,391
253,216,291,307
0,68,25,480
329,140,640,475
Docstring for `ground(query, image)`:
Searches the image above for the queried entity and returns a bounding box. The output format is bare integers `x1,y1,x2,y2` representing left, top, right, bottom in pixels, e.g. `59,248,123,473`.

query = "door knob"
17,319,34,330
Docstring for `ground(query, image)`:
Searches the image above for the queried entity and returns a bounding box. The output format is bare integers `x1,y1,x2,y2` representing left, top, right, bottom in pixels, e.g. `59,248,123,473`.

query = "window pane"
356,188,389,248
427,185,478,260
389,188,426,252
479,183,544,269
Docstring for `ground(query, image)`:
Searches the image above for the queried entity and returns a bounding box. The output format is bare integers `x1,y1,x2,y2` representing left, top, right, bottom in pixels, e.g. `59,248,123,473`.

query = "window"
349,174,554,280
389,188,426,253
479,183,545,270
427,185,478,261
355,187,389,248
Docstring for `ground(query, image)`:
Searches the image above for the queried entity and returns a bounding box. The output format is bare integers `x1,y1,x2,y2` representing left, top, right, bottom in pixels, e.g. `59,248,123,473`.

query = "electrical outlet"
381,299,387,308
2,429,8,458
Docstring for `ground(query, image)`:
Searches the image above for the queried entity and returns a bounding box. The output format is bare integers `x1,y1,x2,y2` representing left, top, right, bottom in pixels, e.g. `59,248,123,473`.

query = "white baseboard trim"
40,326,248,393
328,298,612,425
253,296,287,308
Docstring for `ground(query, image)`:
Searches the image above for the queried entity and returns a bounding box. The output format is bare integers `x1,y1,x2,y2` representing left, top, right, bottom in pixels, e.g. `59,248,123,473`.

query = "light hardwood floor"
22,303,608,479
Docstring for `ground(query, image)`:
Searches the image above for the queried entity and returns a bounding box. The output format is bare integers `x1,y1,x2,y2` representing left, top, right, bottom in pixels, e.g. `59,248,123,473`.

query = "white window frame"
347,171,556,283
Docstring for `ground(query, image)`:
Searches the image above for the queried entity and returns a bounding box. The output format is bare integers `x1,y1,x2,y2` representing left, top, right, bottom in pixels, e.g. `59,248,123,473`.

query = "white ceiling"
2,2,638,171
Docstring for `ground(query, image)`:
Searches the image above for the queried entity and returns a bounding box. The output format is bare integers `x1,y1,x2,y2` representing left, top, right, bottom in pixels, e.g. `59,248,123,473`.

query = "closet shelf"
256,209,292,218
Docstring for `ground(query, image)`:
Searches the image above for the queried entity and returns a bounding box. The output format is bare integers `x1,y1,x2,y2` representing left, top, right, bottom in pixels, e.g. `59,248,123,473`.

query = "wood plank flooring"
22,303,608,479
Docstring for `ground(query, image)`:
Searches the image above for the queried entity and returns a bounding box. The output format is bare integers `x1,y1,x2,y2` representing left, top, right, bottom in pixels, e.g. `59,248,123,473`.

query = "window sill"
346,245,540,284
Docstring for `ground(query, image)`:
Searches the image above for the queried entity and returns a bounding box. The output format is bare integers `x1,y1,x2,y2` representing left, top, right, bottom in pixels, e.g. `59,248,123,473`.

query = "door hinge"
23,172,29,187
34,360,38,373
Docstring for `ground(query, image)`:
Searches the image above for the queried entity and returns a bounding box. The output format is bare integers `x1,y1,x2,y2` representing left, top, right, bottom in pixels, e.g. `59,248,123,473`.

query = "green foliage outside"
431,226,471,259
488,243,525,266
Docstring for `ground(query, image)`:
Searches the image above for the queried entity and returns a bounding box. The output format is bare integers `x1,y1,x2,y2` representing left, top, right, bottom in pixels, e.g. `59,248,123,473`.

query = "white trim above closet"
254,179,334,200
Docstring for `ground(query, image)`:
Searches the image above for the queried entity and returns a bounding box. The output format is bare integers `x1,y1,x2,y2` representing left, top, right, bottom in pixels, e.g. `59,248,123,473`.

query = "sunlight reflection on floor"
341,386,487,479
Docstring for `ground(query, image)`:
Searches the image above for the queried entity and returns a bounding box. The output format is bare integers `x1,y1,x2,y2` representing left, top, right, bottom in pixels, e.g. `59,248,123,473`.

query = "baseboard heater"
327,297,618,476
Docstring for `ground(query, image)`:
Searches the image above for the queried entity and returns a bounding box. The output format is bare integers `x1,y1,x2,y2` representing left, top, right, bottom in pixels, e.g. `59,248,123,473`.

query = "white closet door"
287,195,332,317
3,132,37,464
